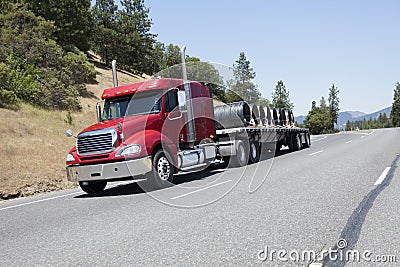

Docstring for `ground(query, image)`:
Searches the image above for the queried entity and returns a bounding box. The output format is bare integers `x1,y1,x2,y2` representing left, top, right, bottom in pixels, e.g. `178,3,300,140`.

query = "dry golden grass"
0,64,145,200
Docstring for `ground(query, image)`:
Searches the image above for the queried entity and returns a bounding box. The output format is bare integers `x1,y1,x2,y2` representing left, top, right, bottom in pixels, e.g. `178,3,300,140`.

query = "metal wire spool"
284,109,290,126
264,106,273,126
288,110,294,125
272,108,279,126
213,101,251,129
279,108,286,126
248,103,260,126
258,105,266,126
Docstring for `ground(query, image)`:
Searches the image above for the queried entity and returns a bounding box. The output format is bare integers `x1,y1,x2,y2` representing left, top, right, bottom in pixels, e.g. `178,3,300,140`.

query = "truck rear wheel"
293,133,301,151
147,149,175,189
288,134,295,152
231,140,248,167
303,133,311,148
79,181,107,194
248,140,260,164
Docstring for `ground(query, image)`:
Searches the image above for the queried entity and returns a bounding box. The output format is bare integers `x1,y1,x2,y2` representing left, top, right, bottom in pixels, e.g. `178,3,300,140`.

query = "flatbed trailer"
215,126,310,167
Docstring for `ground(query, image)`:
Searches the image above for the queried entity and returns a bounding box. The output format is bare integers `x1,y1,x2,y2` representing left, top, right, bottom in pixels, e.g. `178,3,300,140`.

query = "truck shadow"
74,166,226,199
74,146,294,199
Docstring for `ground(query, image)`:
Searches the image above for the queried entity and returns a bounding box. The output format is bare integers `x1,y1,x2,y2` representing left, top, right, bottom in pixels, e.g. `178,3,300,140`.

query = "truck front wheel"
147,149,175,188
79,181,107,194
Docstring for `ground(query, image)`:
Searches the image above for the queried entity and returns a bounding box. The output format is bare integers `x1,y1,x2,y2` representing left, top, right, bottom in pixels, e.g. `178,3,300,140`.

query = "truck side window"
165,90,179,112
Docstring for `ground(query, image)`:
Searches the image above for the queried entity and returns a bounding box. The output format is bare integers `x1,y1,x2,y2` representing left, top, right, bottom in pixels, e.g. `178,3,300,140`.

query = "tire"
248,140,260,164
303,133,311,148
231,140,248,167
147,149,175,189
222,156,231,167
293,133,301,151
79,181,107,194
275,141,282,152
287,134,295,152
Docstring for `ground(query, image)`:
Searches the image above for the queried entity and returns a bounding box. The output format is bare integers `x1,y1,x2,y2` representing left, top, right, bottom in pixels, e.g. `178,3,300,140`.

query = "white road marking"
361,136,365,138
374,167,391,186
309,263,323,267
346,140,352,144
357,129,376,136
0,191,81,211
312,136,327,142
309,150,323,156
171,180,232,200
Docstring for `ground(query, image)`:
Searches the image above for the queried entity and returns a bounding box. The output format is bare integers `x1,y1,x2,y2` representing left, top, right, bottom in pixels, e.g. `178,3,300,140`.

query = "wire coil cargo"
213,101,251,129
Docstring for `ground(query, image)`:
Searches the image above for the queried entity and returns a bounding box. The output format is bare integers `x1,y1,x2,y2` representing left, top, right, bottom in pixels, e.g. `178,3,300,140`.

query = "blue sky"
112,0,399,115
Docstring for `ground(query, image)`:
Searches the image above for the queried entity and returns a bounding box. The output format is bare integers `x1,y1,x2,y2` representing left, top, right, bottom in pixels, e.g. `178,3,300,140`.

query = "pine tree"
311,100,316,110
226,52,265,104
271,80,294,109
320,96,327,112
328,83,340,130
26,0,93,51
92,0,119,65
391,82,400,127
117,0,156,73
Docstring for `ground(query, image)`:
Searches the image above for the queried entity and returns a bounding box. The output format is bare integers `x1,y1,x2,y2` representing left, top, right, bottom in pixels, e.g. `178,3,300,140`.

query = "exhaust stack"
181,45,196,143
112,60,118,88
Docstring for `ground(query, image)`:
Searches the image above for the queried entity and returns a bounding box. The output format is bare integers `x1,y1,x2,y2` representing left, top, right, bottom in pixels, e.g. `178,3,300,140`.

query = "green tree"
271,80,294,109
163,44,181,69
0,3,94,110
304,100,331,134
328,83,340,129
304,108,331,135
116,0,156,73
226,52,265,104
26,0,93,51
391,82,400,127
92,0,119,65
147,41,165,74
320,96,327,112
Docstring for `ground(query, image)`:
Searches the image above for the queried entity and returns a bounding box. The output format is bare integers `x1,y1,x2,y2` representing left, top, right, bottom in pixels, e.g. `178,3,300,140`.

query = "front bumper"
66,157,152,182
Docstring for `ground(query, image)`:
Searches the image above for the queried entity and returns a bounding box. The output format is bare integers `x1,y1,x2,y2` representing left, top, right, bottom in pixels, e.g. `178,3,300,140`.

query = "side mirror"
96,103,102,123
66,129,73,138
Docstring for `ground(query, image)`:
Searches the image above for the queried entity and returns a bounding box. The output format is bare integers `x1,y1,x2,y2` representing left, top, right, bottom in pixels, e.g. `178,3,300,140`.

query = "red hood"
80,118,124,134
79,115,153,135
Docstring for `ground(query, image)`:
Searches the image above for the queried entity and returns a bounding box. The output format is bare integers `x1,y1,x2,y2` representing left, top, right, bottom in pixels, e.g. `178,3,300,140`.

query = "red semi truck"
66,48,310,194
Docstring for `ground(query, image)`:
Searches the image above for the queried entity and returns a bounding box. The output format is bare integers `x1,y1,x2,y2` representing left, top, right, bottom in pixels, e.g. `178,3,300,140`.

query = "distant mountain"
295,115,306,125
295,106,392,127
354,106,392,121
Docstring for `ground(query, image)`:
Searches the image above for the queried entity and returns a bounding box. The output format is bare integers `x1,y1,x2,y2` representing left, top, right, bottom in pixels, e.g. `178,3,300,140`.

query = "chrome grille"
77,128,117,156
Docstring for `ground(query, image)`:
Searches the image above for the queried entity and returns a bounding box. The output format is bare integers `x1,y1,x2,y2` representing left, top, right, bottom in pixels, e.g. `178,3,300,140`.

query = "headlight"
116,144,141,156
66,153,75,162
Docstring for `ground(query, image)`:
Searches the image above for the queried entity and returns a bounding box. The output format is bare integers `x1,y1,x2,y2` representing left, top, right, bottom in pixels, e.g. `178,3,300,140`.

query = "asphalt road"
1,128,399,266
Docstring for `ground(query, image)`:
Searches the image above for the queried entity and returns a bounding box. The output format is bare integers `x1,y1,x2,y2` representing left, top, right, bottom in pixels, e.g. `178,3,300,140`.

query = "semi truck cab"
66,78,217,193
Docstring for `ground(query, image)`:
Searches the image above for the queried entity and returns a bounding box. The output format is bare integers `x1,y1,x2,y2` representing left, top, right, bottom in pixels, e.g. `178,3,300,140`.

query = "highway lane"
0,128,399,266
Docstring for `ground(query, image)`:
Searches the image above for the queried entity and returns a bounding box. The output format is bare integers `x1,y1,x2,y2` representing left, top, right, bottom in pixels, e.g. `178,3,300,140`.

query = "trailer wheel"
288,134,295,152
294,133,301,151
275,141,282,152
248,140,260,164
147,149,175,188
79,181,107,194
232,140,248,167
303,133,311,148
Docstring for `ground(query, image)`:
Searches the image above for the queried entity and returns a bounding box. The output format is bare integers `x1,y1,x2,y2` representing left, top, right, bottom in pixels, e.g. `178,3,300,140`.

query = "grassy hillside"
0,64,146,200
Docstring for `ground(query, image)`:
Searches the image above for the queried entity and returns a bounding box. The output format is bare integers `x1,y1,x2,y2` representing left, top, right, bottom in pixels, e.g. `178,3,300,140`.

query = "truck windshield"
102,90,163,121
